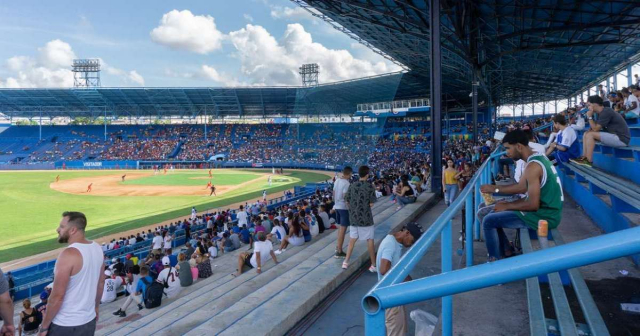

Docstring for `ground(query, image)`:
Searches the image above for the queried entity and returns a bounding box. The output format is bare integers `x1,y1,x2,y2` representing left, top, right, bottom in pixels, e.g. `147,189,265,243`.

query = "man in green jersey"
480,130,564,261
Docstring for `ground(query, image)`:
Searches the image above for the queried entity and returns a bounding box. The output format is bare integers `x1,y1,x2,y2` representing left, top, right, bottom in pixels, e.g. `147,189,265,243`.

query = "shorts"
349,226,374,240
48,318,97,336
335,209,350,227
599,132,627,148
242,252,253,268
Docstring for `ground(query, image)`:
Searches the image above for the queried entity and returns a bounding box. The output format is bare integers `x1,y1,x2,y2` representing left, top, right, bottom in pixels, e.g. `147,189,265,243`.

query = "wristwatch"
588,117,594,120
494,188,500,193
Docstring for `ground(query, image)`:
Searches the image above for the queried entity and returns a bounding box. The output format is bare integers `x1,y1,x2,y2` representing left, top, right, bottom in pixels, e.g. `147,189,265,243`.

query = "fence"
361,148,640,335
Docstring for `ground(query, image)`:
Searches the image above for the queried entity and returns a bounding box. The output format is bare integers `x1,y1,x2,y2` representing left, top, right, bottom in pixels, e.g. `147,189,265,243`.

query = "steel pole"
429,0,442,194
472,73,478,144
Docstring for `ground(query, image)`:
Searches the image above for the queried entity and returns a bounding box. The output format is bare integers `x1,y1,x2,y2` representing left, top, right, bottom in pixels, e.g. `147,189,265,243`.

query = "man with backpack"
157,256,181,299
112,266,153,317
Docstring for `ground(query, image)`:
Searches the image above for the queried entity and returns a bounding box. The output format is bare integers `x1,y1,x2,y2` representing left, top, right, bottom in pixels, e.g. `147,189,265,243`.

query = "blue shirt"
136,275,154,299
240,229,251,243
232,226,241,234
168,254,178,267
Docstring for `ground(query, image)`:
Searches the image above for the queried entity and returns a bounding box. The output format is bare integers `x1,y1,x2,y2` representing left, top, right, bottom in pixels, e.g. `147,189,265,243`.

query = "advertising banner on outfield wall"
55,160,137,169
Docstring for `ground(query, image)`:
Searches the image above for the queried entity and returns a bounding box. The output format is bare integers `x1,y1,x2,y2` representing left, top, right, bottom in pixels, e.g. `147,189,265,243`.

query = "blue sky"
0,0,400,88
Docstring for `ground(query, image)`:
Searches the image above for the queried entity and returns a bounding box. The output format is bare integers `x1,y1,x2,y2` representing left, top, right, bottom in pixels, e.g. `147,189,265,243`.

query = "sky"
0,0,402,88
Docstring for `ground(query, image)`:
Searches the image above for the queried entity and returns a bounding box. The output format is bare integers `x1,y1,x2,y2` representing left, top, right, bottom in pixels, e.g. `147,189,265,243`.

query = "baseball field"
0,168,330,264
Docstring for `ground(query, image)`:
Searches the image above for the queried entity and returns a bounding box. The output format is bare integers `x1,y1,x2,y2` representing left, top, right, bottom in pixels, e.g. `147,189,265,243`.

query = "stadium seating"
94,193,433,335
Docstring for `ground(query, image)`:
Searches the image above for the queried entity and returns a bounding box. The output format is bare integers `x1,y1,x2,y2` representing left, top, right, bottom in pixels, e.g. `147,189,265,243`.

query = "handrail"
533,121,553,133
364,225,640,311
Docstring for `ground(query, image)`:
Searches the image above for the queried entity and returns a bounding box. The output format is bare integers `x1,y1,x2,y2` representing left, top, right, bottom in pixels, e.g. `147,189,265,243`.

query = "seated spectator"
113,266,151,317
101,270,118,304
176,253,193,288
394,178,416,210
184,242,195,259
196,254,213,279
480,130,563,261
207,241,218,259
546,114,580,164
572,95,631,167
239,225,251,244
621,87,640,118
317,205,331,231
233,232,278,277
157,256,181,299
18,298,41,336
275,213,308,254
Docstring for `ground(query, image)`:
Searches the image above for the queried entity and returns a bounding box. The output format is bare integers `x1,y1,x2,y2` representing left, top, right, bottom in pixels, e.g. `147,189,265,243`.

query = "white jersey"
158,267,181,299
53,241,103,327
101,278,117,303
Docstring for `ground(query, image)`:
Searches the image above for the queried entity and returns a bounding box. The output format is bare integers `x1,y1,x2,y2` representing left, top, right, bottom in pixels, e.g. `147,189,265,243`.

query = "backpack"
142,278,163,309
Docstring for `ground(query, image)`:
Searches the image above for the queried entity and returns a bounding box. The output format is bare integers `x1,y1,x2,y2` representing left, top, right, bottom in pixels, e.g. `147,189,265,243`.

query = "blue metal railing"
362,147,640,335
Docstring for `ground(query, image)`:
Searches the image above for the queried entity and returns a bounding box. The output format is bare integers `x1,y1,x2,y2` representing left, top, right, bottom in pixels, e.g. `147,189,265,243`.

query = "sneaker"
118,310,126,318
334,251,346,259
368,265,377,273
274,249,282,255
573,158,593,167
570,157,588,165
342,261,349,269
395,206,402,211
112,309,122,316
138,304,144,311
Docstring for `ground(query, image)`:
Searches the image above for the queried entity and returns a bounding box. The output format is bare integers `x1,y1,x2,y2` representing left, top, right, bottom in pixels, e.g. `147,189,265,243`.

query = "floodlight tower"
299,63,319,87
72,59,101,88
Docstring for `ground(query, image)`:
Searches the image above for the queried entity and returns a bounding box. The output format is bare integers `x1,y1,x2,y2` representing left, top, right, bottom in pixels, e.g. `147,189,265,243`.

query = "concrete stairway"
95,193,434,335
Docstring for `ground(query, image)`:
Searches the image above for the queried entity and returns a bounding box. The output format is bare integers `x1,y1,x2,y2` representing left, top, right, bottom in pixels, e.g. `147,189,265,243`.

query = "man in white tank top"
38,212,105,336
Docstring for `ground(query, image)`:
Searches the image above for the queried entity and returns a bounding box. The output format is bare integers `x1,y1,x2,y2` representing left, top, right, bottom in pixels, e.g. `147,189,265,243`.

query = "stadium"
0,1,640,336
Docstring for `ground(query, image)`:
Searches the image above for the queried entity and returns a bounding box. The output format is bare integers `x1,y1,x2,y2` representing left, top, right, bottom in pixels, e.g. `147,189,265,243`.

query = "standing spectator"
39,212,104,336
163,233,173,255
34,292,48,322
6,272,14,302
333,166,352,259
377,224,423,336
0,268,14,336
19,299,41,336
342,166,377,272
157,257,181,299
236,206,248,227
442,159,458,206
573,95,631,167
152,232,163,254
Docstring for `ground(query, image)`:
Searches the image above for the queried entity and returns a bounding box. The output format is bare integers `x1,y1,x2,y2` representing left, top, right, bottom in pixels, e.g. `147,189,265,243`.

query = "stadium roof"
295,0,640,105
0,72,429,119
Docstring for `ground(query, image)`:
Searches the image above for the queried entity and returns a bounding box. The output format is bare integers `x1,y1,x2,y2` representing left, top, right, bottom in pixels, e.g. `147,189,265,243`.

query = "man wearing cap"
34,292,48,322
377,223,423,336
157,256,181,299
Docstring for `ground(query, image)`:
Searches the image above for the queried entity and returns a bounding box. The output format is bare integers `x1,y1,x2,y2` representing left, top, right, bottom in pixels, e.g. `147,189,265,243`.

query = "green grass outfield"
0,169,328,263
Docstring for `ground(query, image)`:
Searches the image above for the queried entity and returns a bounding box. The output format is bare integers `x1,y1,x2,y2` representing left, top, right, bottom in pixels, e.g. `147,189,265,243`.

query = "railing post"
364,310,386,336
474,179,481,240
465,194,474,267
441,219,453,336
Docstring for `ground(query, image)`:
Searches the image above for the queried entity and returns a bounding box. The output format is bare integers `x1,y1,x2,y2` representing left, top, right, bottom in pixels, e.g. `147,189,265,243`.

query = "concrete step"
192,193,436,336
97,197,398,335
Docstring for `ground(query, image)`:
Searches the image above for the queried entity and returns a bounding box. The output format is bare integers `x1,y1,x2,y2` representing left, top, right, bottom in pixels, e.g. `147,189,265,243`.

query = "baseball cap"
162,256,171,266
112,258,117,263
104,270,112,277
405,223,423,241
40,291,49,300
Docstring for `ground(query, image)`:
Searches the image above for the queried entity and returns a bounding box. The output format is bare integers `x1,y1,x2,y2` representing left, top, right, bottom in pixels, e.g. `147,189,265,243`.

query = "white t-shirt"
558,127,577,148
514,142,546,183
333,178,350,210
626,94,640,116
308,215,319,237
129,238,136,246
237,211,248,226
158,267,181,299
163,236,172,249
318,211,331,230
101,278,117,303
270,226,286,240
250,241,273,268
152,236,163,250
208,246,218,258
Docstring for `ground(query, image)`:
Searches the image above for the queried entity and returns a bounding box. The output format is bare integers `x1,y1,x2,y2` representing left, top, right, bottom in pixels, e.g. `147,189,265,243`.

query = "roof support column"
542,102,546,117
429,0,443,195
627,65,633,87
614,74,618,91
554,100,558,114
104,106,107,141
205,105,208,141
472,73,478,144
39,108,42,141
607,77,611,93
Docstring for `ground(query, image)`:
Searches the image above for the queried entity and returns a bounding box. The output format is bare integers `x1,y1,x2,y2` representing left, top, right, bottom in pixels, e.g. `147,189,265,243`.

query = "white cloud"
150,10,224,54
226,24,401,86
201,65,243,86
270,6,317,22
0,40,144,88
243,14,254,22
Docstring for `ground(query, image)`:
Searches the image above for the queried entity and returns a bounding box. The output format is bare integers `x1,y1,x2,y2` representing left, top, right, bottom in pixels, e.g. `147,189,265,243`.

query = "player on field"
208,169,212,178
263,190,267,201
209,185,217,197
121,174,126,182
268,176,272,186
205,181,212,189
86,183,93,193
191,207,197,221
164,167,167,175
55,175,60,183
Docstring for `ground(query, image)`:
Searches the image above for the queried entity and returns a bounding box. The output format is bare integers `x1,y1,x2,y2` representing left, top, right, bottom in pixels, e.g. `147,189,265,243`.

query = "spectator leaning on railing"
572,95,631,168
